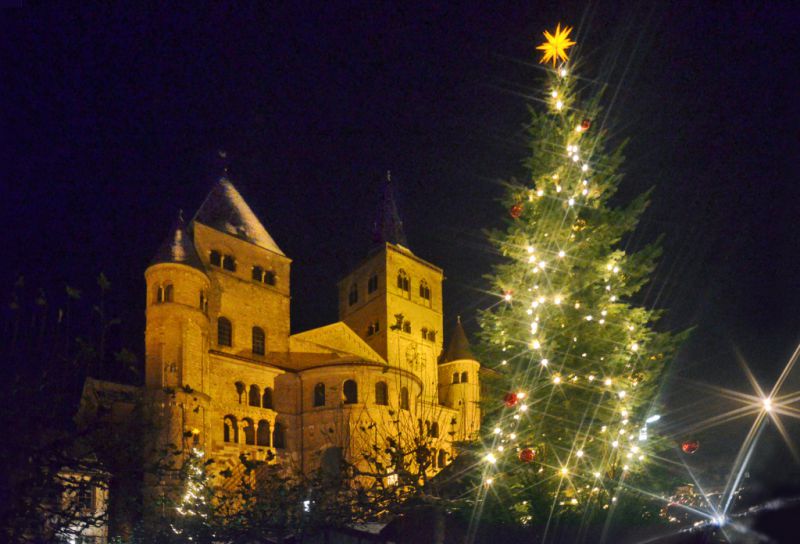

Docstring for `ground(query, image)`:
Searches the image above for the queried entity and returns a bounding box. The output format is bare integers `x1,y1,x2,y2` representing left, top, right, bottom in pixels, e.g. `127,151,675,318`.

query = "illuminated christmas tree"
477,25,684,524
170,448,216,542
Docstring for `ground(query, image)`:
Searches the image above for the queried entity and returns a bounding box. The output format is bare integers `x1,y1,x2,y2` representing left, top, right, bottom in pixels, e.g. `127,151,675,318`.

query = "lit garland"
478,25,681,516
172,447,212,535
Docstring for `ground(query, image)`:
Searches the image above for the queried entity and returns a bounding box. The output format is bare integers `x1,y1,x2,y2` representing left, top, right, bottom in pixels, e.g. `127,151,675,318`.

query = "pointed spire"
372,170,408,248
193,154,285,255
442,316,476,363
151,210,204,270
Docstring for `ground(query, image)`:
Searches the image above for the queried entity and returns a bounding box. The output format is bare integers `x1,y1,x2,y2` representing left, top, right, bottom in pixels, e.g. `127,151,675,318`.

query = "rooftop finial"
457,315,461,324
216,149,229,175
178,208,184,223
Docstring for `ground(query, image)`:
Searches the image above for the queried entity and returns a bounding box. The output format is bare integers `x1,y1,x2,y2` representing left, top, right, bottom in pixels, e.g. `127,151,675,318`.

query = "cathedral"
79,168,481,490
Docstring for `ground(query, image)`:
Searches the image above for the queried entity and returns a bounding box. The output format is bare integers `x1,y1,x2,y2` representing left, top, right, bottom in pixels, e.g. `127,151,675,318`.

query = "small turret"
144,212,211,391
438,317,481,440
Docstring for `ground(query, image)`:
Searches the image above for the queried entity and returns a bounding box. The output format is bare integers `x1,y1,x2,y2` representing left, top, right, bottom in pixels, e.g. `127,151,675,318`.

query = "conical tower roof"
193,174,284,256
151,212,204,270
442,316,476,363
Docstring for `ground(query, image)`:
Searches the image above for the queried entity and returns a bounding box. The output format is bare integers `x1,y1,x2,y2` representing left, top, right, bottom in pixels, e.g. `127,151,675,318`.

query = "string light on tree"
476,22,684,522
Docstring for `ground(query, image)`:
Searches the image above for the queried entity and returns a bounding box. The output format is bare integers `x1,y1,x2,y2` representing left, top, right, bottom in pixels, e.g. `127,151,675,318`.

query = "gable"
290,322,386,364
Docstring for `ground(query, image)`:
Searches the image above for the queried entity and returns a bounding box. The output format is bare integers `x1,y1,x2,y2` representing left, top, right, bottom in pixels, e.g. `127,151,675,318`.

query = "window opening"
348,283,358,306
249,385,261,407
218,317,232,347
210,250,222,267
375,381,388,405
257,420,271,447
243,418,255,445
252,327,265,355
313,383,325,407
343,380,358,404
262,387,273,409
222,255,236,271
368,274,378,294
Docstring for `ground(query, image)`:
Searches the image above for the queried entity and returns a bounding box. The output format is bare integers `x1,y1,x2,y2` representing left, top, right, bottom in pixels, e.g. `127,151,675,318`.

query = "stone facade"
83,173,480,486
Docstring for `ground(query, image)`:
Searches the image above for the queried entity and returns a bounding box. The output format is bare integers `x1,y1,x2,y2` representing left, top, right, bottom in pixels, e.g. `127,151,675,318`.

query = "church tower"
144,212,210,392
438,317,481,440
338,173,444,404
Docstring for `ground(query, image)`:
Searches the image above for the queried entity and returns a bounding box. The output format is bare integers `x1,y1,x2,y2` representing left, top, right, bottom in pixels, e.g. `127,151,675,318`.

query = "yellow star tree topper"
537,23,576,66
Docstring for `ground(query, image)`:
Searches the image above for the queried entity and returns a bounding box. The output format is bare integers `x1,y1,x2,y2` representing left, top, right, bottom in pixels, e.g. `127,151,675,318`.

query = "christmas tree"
169,447,217,542
477,25,683,525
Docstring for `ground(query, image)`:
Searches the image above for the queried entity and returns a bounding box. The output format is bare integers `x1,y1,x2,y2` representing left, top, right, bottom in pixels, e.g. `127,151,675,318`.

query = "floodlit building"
79,167,480,502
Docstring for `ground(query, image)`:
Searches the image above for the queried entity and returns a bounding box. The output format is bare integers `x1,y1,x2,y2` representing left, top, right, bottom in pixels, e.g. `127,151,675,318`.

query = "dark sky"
4,3,800,484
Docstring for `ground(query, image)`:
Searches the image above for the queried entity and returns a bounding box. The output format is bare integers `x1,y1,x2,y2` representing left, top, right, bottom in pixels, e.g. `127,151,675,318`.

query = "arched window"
156,285,164,304
252,266,264,282
431,422,440,438
400,387,409,410
437,450,447,468
257,420,271,447
419,280,430,300
273,421,286,449
252,327,265,355
427,330,436,342
249,385,261,407
264,270,276,285
461,371,468,383
243,418,255,445
262,387,273,409
313,383,325,407
235,381,245,404
348,283,358,306
223,415,238,443
209,250,222,267
163,284,173,302
222,255,236,271
402,321,411,334
421,327,428,340
375,381,388,406
397,269,410,293
218,317,232,347
343,380,358,404
452,372,460,384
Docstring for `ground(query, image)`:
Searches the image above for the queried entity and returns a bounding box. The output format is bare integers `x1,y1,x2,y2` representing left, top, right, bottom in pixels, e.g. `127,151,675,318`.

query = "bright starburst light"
536,24,576,67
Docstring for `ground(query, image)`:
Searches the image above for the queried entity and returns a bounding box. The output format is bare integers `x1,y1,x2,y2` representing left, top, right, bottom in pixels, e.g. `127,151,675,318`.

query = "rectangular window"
210,250,222,267
368,274,378,294
222,255,236,271
74,485,94,511
252,266,263,281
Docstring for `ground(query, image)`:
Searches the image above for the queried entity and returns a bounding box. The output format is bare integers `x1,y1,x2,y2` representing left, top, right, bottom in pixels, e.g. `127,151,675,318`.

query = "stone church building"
78,169,481,501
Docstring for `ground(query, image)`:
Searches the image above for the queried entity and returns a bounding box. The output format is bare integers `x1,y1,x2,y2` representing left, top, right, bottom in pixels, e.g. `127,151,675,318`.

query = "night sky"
4,3,800,487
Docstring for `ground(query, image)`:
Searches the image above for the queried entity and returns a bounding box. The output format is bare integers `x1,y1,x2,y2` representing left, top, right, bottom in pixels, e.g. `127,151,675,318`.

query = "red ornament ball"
503,392,519,407
581,118,592,131
681,440,699,454
519,448,536,463
510,202,524,219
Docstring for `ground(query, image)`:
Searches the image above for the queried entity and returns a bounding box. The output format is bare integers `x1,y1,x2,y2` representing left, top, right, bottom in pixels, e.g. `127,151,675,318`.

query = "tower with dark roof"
339,172,445,406
438,316,481,440
145,211,211,391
